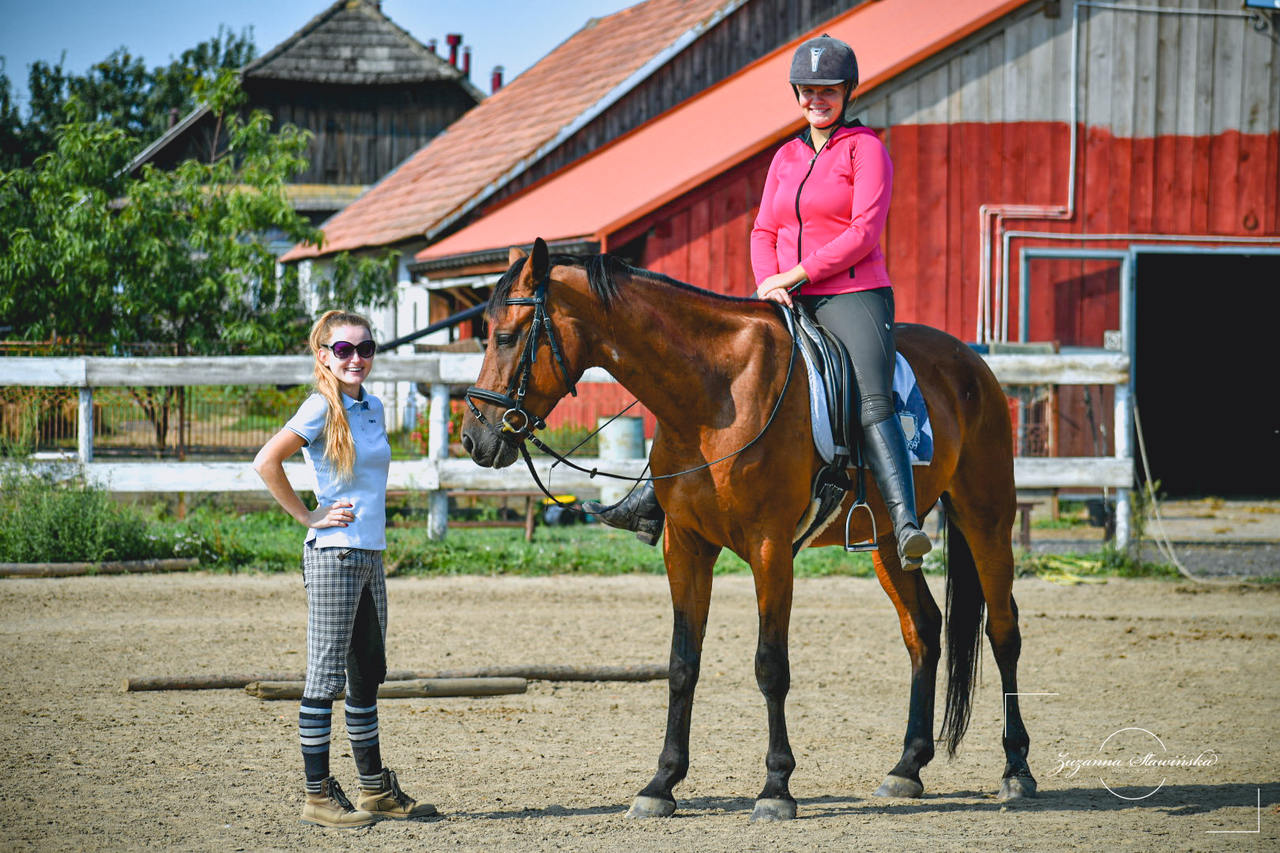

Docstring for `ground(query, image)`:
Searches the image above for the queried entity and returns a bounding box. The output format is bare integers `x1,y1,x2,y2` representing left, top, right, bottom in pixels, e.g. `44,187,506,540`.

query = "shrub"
0,466,178,562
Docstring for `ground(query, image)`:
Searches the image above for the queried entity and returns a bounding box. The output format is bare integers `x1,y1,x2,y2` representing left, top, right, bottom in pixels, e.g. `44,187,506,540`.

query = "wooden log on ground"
427,664,668,682
124,663,667,692
244,677,528,701
2,558,198,578
124,673,310,692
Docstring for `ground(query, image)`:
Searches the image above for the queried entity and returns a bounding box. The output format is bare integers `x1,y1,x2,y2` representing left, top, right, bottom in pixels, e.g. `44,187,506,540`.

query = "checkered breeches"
302,544,387,699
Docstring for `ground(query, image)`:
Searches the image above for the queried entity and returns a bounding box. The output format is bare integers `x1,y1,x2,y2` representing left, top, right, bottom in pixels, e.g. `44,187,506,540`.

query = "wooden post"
427,382,450,540
524,494,537,542
1114,382,1132,551
77,387,93,463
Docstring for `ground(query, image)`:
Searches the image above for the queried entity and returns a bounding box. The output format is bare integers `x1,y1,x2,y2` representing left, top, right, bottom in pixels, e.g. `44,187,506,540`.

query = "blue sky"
0,0,639,110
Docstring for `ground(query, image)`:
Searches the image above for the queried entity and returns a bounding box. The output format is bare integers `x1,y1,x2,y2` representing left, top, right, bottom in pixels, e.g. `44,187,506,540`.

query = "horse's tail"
940,493,985,757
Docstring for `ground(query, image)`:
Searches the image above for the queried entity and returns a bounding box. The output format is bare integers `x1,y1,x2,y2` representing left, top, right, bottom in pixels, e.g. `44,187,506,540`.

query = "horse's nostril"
460,434,474,454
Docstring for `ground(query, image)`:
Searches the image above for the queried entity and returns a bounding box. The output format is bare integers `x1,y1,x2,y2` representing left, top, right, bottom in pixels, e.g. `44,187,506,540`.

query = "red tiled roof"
414,0,1030,266
283,0,738,261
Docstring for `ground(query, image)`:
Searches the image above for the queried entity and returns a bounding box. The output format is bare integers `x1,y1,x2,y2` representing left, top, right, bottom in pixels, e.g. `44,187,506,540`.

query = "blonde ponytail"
308,310,374,482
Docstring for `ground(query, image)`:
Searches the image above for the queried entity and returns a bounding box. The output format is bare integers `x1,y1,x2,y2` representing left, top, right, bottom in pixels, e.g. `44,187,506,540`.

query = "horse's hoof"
997,775,1038,801
626,795,675,819
749,797,796,822
873,774,924,798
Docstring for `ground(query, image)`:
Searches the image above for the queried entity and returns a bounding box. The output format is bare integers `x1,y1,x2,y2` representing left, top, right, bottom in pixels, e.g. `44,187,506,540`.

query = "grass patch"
0,472,1212,582
391,525,665,576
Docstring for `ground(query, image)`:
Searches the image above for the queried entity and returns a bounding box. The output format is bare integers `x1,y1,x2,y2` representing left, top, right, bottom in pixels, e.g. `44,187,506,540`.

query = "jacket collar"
798,118,864,151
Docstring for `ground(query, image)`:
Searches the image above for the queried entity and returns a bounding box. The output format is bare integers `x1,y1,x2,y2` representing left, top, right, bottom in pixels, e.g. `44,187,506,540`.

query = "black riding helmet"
789,34,858,126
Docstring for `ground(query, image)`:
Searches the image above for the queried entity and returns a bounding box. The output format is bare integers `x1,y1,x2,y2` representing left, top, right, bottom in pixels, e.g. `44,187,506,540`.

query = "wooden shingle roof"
244,0,478,90
283,0,740,261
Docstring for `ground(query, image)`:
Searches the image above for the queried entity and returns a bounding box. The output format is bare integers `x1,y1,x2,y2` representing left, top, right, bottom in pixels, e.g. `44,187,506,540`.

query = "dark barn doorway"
1134,250,1280,498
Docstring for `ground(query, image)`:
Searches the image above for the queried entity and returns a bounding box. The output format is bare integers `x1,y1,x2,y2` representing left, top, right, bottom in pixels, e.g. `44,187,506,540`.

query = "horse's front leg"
748,537,797,822
627,524,719,818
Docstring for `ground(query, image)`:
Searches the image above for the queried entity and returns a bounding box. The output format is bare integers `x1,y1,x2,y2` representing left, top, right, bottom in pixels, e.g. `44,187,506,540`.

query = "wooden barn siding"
542,121,1275,439
249,82,478,185
494,0,870,202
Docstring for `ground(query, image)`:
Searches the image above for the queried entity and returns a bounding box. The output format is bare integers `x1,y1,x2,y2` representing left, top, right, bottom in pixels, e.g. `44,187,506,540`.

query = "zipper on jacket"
793,147,822,266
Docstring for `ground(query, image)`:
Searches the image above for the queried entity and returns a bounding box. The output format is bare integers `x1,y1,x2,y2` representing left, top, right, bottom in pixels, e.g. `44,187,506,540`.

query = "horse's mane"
488,252,757,319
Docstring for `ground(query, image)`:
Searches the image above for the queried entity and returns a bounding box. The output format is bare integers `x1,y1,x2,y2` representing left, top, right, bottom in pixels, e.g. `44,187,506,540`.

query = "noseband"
464,271,577,443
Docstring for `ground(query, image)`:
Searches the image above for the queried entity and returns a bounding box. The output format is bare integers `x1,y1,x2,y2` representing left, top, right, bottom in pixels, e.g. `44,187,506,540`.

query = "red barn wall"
544,1,1280,448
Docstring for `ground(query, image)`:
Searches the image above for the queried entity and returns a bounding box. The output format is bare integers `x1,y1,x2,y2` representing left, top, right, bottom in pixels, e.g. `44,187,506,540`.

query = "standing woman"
751,34,932,569
253,310,431,827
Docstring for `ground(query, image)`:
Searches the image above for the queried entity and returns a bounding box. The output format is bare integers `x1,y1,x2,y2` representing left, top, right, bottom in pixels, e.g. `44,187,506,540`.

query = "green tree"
143,26,257,141
0,27,256,169
0,97,133,344
0,72,24,170
0,72,396,449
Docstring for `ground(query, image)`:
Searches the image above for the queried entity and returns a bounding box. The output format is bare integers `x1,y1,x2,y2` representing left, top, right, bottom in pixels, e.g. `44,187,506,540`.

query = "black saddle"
779,303,876,556
788,303,857,470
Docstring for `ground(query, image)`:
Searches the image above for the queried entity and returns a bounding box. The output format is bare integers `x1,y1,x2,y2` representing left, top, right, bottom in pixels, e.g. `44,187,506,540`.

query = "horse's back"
895,324,1006,422
894,323,1016,507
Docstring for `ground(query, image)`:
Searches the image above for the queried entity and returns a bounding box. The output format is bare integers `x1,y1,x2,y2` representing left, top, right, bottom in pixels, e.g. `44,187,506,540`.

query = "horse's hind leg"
870,545,942,798
627,526,719,819
947,498,1037,800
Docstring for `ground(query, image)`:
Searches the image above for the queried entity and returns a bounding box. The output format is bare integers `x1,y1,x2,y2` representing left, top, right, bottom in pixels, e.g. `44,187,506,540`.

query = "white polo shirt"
284,390,391,551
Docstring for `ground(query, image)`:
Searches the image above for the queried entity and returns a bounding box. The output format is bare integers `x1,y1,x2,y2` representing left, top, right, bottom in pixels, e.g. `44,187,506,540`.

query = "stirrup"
843,499,878,553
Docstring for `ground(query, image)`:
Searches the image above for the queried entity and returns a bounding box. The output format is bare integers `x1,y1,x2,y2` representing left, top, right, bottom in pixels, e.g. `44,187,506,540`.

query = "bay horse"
461,238,1035,821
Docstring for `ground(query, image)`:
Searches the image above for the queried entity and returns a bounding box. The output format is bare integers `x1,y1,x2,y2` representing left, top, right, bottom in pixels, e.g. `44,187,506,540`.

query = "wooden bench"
447,490,543,542
1014,489,1059,551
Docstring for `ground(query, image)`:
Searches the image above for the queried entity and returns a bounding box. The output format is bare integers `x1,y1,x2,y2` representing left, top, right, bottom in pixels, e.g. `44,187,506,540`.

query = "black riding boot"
863,417,932,570
581,480,665,546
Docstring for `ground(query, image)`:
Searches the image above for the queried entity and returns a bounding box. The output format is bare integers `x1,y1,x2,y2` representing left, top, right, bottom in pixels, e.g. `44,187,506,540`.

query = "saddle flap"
792,304,858,466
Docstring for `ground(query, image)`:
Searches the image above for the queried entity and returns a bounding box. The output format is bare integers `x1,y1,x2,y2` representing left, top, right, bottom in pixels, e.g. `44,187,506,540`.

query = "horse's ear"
530,237,549,281
508,246,527,265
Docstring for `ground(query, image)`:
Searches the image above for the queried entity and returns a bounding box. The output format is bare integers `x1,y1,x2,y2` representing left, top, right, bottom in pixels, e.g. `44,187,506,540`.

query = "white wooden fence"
1,351,1134,545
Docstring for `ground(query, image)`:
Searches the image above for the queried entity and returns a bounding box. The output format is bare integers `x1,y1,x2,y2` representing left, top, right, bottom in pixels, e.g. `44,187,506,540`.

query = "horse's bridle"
464,267,799,509
464,270,577,443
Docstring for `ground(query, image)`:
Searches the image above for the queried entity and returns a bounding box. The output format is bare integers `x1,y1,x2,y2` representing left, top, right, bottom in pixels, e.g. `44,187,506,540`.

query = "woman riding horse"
586,35,932,571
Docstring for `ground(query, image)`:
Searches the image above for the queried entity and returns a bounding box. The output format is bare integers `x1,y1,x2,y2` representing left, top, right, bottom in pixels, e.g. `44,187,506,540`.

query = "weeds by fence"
0,464,190,563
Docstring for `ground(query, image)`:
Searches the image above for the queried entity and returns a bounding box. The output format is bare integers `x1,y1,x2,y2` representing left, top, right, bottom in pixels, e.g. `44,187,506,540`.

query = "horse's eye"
493,332,516,348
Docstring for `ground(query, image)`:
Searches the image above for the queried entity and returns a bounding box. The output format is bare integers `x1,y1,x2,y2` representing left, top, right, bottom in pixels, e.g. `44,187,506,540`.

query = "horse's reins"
464,270,800,511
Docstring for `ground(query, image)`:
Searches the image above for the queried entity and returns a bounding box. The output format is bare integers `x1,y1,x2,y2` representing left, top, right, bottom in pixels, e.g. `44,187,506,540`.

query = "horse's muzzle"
460,418,519,469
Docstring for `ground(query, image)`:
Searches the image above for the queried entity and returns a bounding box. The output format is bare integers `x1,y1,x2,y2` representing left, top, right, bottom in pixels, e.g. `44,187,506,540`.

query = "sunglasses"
322,339,376,360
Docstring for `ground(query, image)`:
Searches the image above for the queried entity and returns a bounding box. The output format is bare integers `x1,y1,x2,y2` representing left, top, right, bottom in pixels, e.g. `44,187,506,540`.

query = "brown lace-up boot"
301,777,374,828
356,768,437,819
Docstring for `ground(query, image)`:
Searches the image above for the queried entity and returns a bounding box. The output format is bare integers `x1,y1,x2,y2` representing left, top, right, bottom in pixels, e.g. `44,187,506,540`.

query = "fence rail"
1,351,1135,545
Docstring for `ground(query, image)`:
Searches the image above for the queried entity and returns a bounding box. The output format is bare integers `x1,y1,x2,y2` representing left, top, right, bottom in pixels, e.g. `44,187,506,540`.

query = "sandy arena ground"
1,569,1277,852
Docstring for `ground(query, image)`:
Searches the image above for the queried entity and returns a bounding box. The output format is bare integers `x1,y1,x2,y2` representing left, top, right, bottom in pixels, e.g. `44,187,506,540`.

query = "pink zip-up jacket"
751,122,893,295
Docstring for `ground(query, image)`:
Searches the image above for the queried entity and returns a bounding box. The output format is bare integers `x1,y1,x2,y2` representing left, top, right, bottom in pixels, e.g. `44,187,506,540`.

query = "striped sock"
299,697,333,794
345,700,383,789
